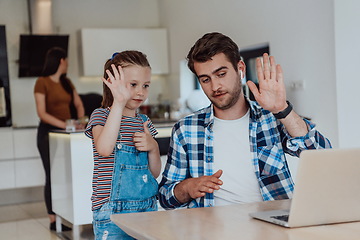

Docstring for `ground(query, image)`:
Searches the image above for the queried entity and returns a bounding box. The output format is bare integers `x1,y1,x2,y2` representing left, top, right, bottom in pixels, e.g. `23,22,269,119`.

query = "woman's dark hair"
42,47,67,76
101,50,151,108
187,32,241,74
41,47,72,96
42,47,77,118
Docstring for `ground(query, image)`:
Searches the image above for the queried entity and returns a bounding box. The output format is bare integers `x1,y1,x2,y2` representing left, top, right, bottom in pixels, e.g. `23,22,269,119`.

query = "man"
158,32,331,209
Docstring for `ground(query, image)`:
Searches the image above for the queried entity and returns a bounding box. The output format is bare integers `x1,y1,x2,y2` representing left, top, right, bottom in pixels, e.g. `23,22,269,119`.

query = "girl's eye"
144,84,150,88
130,83,137,87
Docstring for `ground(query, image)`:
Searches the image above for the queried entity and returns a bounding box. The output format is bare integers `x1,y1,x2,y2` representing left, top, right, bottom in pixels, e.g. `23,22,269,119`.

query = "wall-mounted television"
18,34,69,77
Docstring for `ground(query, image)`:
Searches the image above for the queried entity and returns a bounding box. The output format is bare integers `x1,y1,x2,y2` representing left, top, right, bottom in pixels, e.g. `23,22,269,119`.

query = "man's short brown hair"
186,32,241,74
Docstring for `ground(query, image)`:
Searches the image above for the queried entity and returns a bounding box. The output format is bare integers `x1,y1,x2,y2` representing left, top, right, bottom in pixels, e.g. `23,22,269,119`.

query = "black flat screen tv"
18,34,69,77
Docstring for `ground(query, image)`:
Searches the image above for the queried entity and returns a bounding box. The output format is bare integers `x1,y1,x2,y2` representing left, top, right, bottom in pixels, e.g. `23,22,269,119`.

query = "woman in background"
34,47,84,231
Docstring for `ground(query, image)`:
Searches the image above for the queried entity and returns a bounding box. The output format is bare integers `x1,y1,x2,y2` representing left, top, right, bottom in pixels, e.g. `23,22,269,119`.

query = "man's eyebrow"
197,66,228,79
212,66,228,74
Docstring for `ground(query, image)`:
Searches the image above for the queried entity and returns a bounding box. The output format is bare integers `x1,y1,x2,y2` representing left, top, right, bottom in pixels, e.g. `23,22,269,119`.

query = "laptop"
249,147,360,228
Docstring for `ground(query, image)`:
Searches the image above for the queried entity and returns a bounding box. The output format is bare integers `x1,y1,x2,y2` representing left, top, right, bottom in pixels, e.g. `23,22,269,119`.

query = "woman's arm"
34,92,66,129
73,90,85,119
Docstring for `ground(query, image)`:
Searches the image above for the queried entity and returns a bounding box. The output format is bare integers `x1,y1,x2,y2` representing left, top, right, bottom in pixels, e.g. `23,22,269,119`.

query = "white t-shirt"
213,109,262,206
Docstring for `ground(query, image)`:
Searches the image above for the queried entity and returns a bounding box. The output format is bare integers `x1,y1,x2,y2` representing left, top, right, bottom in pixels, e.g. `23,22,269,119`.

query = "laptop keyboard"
270,214,289,222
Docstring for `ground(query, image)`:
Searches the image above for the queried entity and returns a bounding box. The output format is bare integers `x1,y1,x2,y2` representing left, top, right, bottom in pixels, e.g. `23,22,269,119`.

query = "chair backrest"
79,93,103,117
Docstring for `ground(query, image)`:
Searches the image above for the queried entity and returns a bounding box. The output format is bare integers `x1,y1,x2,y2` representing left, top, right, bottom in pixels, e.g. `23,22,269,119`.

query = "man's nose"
211,79,221,92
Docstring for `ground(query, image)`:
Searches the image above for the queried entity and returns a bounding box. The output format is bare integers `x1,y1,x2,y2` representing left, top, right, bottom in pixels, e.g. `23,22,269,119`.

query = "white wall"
51,0,161,93
2,0,358,149
0,0,33,127
334,0,360,148
159,0,338,147
0,0,160,127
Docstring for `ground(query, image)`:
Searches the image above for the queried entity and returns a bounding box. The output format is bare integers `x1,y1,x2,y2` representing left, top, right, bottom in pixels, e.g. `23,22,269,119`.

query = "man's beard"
210,82,242,110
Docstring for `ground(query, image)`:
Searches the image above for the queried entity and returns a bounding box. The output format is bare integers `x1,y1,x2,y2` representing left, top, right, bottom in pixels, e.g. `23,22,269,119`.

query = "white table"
111,199,360,240
49,131,93,239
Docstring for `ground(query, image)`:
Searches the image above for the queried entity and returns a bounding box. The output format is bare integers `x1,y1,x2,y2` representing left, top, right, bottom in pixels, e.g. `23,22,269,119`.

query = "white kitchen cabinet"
0,127,14,160
0,128,44,190
0,160,15,189
15,158,44,188
13,128,40,158
80,28,169,76
13,128,43,188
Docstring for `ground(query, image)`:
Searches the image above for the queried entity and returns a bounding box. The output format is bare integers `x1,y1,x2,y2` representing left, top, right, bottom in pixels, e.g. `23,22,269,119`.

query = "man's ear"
238,60,245,79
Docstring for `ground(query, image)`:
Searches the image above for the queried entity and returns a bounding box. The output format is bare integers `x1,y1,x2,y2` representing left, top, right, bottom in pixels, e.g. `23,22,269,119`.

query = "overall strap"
139,114,148,123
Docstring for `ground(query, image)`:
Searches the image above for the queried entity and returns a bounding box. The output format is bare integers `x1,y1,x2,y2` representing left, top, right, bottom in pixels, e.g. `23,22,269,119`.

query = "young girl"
85,51,161,240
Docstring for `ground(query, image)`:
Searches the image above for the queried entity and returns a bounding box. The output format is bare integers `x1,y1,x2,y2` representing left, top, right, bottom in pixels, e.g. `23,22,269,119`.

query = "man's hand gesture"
247,53,288,114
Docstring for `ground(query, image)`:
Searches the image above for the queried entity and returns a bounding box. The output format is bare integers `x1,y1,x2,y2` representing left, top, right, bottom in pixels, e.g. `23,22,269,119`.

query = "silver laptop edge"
250,148,360,228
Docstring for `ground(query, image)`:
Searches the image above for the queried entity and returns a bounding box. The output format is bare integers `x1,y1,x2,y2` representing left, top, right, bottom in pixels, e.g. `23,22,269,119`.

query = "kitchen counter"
153,124,173,155
49,131,93,238
48,126,172,234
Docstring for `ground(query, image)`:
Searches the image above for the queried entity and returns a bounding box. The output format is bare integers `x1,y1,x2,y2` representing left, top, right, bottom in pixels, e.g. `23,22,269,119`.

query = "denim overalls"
93,115,158,240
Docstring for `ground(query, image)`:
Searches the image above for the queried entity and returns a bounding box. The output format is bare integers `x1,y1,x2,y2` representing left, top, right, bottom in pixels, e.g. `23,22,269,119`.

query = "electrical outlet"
290,80,305,90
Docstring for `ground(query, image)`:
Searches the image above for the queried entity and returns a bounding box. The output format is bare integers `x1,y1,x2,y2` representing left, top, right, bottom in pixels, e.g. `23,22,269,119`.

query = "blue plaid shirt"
158,99,331,209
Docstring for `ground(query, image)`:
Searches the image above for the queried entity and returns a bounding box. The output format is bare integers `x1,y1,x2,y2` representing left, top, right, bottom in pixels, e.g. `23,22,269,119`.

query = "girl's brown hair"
101,50,151,108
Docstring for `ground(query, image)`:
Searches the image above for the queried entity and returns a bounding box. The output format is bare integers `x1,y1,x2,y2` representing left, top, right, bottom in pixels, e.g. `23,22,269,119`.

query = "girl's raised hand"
101,64,131,107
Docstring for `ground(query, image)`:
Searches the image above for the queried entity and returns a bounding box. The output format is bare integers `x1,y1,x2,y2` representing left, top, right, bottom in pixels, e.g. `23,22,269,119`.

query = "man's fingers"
269,56,276,80
211,178,222,186
207,182,221,190
276,64,283,84
198,181,221,194
200,188,214,194
246,80,260,100
192,192,206,198
198,185,217,194
262,53,271,80
213,169,223,178
256,57,264,82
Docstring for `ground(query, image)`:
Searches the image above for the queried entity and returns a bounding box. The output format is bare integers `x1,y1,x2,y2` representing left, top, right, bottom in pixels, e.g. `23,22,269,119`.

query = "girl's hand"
101,64,131,107
133,121,157,152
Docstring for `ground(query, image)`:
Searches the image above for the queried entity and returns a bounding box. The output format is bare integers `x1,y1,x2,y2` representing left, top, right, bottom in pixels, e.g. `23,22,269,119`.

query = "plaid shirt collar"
203,98,264,129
